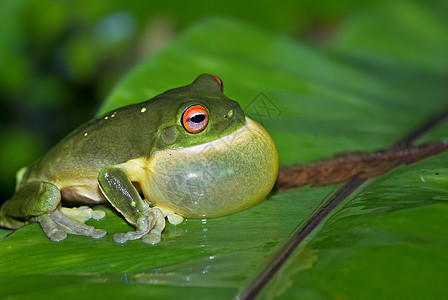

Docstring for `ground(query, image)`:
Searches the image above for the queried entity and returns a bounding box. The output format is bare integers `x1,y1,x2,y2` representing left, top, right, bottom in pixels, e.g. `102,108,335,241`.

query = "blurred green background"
2,1,448,299
0,0,445,203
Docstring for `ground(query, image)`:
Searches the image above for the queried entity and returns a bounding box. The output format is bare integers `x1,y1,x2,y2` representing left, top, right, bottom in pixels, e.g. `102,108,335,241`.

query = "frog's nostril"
224,109,233,118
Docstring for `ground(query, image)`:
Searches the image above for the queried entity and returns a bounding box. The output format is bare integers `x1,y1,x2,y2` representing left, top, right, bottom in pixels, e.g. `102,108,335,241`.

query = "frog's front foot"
97,166,184,244
113,207,166,244
32,206,107,242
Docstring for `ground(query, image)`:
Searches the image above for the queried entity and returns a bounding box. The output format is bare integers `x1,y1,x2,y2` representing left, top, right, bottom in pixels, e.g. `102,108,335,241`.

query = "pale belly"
29,167,108,204
60,183,107,204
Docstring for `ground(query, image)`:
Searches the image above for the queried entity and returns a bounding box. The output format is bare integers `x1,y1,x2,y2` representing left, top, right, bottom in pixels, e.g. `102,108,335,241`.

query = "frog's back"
19,100,160,201
16,74,234,202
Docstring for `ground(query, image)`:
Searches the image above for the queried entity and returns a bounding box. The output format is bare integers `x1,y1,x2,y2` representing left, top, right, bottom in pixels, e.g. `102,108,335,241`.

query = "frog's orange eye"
181,105,209,134
211,75,224,92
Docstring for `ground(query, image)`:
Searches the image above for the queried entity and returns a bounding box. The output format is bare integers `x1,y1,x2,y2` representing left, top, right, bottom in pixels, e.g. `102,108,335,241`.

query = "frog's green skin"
0,74,278,244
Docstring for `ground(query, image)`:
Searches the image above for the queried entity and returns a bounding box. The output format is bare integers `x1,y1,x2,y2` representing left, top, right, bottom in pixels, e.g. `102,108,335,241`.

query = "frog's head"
144,74,278,218
149,74,245,152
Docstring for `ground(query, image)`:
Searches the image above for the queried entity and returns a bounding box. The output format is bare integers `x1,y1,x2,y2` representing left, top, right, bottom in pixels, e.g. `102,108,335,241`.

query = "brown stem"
276,141,448,191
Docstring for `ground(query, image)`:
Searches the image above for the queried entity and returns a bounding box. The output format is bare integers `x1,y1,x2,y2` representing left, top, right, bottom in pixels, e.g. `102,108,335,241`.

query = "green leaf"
260,153,448,299
2,2,448,299
333,1,448,75
0,186,338,298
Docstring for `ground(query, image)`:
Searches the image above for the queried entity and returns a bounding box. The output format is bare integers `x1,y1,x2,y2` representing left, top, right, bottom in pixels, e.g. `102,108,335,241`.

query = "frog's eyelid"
211,75,224,92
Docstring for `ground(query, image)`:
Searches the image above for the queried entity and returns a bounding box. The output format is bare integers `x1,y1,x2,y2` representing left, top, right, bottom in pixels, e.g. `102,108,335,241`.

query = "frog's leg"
98,166,170,244
0,181,106,241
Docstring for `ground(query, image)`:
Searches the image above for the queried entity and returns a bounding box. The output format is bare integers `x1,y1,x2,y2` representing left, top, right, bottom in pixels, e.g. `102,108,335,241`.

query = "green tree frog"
0,74,278,244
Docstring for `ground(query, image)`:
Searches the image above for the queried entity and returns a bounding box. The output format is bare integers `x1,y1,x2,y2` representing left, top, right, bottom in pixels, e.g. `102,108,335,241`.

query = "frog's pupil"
190,114,205,123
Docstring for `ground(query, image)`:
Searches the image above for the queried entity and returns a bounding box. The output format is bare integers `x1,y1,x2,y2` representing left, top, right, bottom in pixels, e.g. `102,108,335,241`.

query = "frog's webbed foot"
98,166,184,244
113,207,184,244
113,207,165,244
32,206,107,242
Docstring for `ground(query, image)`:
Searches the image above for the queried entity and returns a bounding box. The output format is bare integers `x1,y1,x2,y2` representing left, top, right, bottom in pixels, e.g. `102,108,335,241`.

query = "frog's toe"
113,232,131,243
142,229,162,245
49,230,68,242
155,207,184,225
112,208,165,244
112,215,151,243
91,228,107,239
37,213,68,242
60,206,106,223
91,210,106,220
35,208,107,241
112,226,160,244
141,208,165,245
